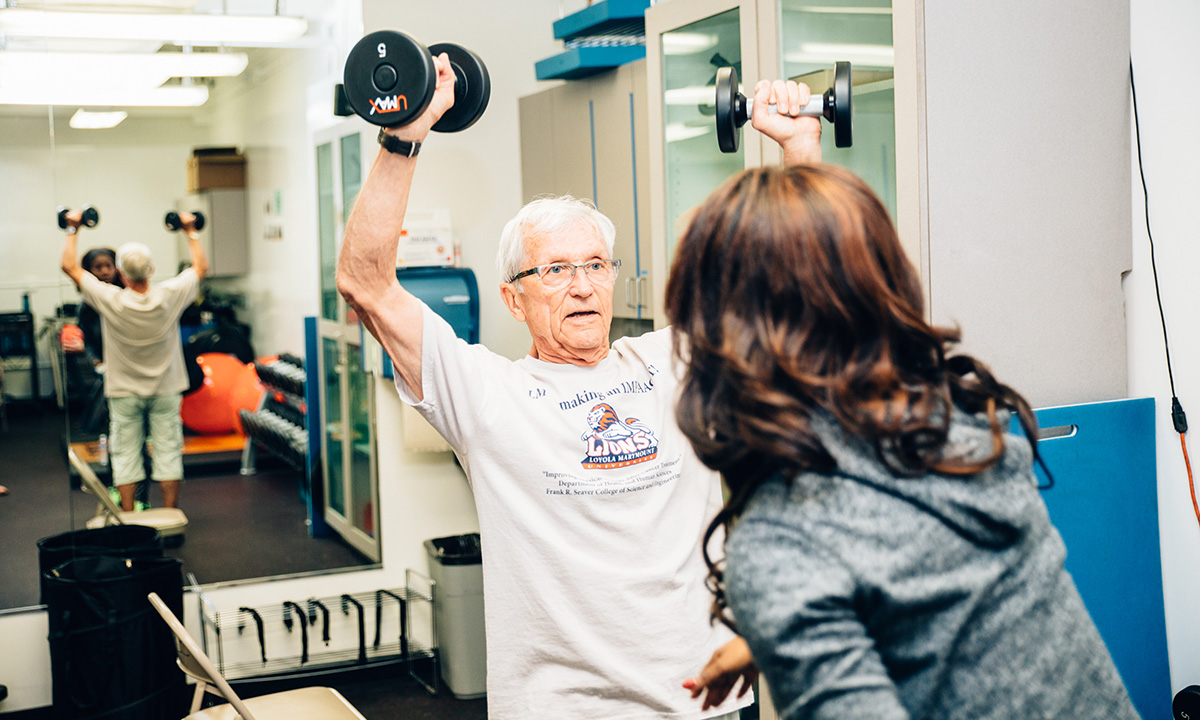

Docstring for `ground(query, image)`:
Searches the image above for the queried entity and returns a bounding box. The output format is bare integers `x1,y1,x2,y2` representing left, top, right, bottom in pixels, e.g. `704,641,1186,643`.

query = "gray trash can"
424,533,486,699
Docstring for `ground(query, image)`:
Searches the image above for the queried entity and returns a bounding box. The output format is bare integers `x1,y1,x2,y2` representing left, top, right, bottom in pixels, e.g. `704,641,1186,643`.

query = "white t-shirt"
398,305,747,720
79,269,199,398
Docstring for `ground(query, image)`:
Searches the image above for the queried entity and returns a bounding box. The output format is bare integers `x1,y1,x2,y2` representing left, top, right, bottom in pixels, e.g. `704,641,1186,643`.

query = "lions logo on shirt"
580,402,659,469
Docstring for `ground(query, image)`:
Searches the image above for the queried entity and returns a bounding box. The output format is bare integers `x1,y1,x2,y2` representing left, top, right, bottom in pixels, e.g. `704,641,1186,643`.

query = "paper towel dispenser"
377,267,480,380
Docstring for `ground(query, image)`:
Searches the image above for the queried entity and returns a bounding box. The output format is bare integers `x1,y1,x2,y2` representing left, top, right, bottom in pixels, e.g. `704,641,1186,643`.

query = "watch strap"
378,128,420,157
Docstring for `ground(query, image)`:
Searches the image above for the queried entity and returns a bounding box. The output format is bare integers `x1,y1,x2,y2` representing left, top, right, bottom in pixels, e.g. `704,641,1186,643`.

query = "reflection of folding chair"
66,448,188,544
147,592,367,720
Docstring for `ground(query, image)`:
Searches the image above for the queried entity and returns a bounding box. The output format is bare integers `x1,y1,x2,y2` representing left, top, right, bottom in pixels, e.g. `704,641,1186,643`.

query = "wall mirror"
0,0,380,613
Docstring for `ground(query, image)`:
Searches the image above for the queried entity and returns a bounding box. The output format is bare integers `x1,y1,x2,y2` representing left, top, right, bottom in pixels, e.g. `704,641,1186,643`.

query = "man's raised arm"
178,212,209,280
337,52,456,401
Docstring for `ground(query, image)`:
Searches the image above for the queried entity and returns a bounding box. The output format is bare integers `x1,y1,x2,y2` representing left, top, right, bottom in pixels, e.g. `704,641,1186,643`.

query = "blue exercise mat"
1031,397,1168,719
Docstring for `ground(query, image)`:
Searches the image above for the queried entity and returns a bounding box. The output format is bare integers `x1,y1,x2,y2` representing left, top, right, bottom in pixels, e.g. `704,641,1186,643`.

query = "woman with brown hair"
666,163,1138,718
78,247,124,363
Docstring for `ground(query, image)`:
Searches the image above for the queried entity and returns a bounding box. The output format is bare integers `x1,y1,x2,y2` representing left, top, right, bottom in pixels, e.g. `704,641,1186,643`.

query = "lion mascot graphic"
582,402,658,443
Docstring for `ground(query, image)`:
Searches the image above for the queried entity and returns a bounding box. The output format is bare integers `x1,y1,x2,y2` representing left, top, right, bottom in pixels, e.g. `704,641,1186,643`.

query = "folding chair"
147,592,367,720
67,448,188,544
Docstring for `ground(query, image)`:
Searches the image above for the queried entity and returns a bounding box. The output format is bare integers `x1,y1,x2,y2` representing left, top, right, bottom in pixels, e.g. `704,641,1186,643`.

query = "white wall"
0,116,205,399
0,118,58,399
1128,0,1200,694
362,0,566,362
196,47,325,358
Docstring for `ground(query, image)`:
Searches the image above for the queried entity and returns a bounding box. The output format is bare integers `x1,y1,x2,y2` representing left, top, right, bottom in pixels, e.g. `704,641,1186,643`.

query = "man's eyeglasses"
508,259,621,289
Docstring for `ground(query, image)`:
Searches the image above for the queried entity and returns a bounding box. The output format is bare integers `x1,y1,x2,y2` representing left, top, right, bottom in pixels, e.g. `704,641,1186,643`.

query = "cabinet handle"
625,277,636,309
636,275,647,310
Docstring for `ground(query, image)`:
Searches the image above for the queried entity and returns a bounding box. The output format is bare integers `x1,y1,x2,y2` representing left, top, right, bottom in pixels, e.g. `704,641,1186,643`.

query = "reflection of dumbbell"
57,205,100,230
165,211,206,232
714,62,853,153
336,30,490,132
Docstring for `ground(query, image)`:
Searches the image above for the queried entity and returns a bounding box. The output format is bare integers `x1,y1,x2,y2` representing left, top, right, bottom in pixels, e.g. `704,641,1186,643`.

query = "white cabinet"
645,0,1130,408
176,189,248,277
519,61,653,322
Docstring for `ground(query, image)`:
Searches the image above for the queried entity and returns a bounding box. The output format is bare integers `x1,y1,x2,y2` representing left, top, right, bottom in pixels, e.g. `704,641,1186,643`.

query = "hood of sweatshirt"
805,408,1039,549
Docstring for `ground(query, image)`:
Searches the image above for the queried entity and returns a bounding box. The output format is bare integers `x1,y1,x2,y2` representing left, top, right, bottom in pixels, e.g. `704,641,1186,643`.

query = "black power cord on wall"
1129,60,1200,533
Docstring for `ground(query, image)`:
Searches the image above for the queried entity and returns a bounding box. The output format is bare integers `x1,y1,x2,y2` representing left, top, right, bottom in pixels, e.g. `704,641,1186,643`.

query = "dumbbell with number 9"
337,30,490,132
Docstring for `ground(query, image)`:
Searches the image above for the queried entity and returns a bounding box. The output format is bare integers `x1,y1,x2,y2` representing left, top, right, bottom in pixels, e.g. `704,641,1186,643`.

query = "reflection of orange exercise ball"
181,352,245,434
229,363,266,435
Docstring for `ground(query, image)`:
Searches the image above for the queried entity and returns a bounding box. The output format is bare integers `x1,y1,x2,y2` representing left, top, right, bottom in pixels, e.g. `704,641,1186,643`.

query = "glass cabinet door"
316,142,340,323
661,8,746,263
777,0,897,219
313,120,381,562
347,341,377,539
322,335,345,516
647,0,759,330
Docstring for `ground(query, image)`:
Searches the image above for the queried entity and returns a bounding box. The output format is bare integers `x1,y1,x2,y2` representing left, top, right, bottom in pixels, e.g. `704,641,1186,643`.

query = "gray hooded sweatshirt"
724,410,1139,720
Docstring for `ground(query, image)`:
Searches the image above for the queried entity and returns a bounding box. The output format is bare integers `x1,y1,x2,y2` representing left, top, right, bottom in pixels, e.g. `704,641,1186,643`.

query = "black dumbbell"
338,30,490,132
1176,685,1200,720
57,205,100,230
714,62,853,153
165,211,206,232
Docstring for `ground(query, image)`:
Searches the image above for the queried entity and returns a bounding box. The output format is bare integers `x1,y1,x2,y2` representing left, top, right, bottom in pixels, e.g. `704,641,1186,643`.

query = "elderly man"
338,53,820,719
61,212,207,510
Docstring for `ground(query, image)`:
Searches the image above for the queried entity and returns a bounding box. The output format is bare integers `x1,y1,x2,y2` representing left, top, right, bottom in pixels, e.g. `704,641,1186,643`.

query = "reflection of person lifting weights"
75,246,157,508
59,209,208,510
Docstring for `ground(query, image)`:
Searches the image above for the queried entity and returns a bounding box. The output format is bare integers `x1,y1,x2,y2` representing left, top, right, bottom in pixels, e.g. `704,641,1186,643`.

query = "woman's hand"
682,636,759,711
750,79,823,165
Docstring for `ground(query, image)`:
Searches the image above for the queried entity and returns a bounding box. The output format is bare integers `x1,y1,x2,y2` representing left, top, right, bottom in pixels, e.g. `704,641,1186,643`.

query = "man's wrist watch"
378,128,420,157
65,226,78,236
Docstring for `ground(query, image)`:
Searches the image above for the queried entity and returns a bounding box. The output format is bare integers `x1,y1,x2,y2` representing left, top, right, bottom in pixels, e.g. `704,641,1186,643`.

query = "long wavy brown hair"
664,164,1040,630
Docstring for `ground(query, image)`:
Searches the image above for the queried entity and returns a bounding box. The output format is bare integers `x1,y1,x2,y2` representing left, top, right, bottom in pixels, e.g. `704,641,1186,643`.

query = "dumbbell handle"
746,95,826,119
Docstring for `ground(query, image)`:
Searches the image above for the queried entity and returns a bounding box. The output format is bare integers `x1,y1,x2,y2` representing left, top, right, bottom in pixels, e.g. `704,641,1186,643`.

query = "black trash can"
37,526,164,605
43,555,187,720
424,533,486,698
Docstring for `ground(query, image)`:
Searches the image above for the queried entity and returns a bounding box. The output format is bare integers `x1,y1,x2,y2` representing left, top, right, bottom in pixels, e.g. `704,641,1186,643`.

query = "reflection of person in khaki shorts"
61,211,208,510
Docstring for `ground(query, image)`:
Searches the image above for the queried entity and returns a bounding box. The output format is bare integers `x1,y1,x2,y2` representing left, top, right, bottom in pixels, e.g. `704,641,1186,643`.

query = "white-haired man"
337,51,820,720
61,212,208,510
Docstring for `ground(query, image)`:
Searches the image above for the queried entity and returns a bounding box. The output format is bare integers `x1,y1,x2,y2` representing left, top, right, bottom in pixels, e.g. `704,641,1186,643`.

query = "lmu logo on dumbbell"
369,94,407,116
336,29,490,133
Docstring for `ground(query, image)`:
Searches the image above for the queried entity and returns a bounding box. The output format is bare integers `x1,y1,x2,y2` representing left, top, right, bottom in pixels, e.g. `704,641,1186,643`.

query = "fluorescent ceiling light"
70,109,128,129
662,32,718,56
0,51,248,89
785,42,894,67
0,8,307,45
0,85,209,107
